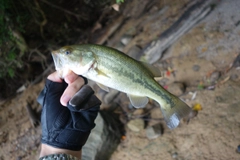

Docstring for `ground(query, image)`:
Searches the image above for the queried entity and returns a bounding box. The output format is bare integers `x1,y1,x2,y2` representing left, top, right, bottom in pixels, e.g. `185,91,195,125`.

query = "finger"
64,71,79,84
60,77,85,106
69,85,94,107
47,71,63,83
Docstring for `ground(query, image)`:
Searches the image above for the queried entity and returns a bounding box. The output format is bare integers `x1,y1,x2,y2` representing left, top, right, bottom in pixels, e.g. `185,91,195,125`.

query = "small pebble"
146,123,163,140
215,96,224,103
167,82,185,96
127,119,144,132
183,109,198,124
230,74,238,81
114,42,125,51
121,35,132,45
127,45,142,60
210,71,221,83
192,65,200,71
172,152,178,158
16,156,22,160
232,54,240,67
237,145,240,153
132,108,144,115
119,114,128,124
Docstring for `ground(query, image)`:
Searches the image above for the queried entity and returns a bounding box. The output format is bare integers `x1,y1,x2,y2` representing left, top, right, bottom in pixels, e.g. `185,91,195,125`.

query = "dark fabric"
37,79,101,151
79,75,88,85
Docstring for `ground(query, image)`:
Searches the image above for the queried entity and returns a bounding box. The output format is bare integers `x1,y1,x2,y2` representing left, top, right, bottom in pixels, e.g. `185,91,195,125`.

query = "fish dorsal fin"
127,94,149,108
96,83,110,92
139,61,161,77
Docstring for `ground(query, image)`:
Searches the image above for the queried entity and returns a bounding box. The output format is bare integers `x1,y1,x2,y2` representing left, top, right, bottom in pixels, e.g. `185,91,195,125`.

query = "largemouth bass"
52,44,191,129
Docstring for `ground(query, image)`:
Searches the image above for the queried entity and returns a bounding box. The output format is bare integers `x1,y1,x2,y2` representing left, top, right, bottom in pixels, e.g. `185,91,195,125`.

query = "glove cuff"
42,130,91,151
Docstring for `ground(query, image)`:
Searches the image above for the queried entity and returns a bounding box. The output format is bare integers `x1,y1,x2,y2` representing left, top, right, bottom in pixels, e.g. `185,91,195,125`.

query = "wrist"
40,144,81,159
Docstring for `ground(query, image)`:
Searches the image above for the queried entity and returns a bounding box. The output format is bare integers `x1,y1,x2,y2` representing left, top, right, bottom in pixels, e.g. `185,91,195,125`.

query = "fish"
51,44,191,129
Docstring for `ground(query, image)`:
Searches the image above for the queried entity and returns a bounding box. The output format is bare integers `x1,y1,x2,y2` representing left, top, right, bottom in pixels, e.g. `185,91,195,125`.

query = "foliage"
116,0,124,4
0,0,29,78
0,0,14,78
0,0,115,98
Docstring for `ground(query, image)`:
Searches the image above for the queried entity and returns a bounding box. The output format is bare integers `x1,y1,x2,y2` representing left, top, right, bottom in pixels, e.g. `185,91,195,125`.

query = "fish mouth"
51,51,62,71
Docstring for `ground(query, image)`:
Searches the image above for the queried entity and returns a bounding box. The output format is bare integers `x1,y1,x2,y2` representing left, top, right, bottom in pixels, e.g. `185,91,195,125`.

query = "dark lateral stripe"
101,61,175,108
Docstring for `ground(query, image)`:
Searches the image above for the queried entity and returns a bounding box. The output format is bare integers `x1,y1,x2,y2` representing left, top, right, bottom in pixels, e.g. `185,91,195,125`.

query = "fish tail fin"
159,97,191,129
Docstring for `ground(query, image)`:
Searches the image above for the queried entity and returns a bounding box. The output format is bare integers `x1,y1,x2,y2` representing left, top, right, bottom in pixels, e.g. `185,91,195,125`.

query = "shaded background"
0,0,240,159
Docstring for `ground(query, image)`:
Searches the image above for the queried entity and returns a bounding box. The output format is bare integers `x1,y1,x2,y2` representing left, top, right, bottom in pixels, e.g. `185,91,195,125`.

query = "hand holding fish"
37,71,101,159
47,71,86,106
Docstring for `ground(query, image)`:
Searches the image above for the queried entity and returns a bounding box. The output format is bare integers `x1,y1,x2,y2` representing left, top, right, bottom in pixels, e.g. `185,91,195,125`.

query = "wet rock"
230,74,239,81
232,53,240,68
121,35,132,45
125,27,137,36
158,77,169,86
114,42,125,51
215,96,224,103
192,64,200,71
237,145,240,153
82,112,123,160
132,108,144,115
127,45,142,60
127,119,144,132
146,123,163,140
172,152,178,159
119,114,129,124
150,107,163,120
16,85,26,93
210,71,221,83
25,103,40,128
183,109,198,124
167,82,185,96
0,131,8,143
103,89,120,104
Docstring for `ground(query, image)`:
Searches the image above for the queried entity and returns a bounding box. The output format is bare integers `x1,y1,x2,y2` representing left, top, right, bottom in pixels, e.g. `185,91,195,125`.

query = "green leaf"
116,0,124,4
8,68,15,78
7,50,16,60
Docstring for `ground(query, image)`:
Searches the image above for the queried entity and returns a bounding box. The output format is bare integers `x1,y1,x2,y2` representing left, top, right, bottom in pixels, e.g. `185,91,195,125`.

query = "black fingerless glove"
37,79,101,151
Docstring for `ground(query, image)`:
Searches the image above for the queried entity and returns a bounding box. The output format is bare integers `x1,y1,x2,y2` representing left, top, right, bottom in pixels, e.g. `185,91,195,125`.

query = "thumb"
47,71,63,83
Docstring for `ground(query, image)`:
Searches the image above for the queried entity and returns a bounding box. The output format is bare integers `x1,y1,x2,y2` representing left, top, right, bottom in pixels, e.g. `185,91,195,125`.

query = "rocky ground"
0,0,240,160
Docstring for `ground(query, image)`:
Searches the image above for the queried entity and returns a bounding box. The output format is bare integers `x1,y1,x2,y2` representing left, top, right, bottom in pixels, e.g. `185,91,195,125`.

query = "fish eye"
65,50,71,55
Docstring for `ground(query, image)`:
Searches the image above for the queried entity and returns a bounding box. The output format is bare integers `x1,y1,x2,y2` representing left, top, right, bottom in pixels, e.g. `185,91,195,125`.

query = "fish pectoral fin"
95,68,110,78
127,94,149,108
139,61,161,77
96,83,110,92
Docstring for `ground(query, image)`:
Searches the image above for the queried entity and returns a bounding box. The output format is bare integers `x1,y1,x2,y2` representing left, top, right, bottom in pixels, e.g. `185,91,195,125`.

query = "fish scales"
83,45,173,105
80,45,156,93
52,44,191,129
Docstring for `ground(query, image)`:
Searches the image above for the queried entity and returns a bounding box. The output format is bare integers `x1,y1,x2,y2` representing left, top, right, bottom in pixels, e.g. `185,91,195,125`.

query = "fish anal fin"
139,61,161,77
127,94,149,108
97,83,110,92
